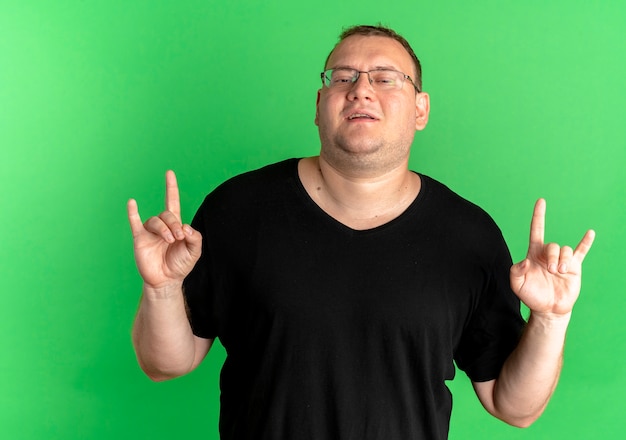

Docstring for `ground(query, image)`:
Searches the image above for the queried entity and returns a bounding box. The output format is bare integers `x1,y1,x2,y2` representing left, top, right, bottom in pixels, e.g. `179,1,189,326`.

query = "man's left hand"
510,199,595,318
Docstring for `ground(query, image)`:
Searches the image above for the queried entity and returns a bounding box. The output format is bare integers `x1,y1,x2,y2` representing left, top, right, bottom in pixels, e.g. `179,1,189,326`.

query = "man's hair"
324,24,423,92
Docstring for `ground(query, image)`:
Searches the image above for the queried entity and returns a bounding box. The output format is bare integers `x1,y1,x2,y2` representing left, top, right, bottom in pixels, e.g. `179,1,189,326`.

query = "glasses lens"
323,69,408,90
369,70,403,89
324,69,356,87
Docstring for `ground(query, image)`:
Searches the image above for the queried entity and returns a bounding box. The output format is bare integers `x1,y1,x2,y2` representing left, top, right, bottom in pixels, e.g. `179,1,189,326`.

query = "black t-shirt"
183,158,525,440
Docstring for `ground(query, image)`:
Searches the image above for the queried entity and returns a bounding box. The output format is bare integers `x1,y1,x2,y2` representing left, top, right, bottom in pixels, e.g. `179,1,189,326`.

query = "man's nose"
348,72,374,98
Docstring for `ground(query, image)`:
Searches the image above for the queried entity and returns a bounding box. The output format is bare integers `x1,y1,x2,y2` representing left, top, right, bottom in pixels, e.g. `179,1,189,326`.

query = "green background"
1,0,624,438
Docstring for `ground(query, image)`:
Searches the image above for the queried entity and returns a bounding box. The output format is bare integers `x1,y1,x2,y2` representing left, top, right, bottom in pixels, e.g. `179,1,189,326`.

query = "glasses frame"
320,68,421,93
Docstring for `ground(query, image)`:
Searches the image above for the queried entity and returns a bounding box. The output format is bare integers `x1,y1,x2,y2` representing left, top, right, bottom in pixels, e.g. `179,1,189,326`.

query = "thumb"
183,224,203,261
510,258,530,292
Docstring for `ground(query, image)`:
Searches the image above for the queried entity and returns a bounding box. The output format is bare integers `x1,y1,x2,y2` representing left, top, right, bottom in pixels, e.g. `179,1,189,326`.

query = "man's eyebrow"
326,65,354,70
327,64,399,71
372,64,399,71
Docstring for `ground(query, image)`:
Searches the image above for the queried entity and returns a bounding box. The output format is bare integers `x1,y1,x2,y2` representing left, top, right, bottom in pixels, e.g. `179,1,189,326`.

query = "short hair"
324,24,423,92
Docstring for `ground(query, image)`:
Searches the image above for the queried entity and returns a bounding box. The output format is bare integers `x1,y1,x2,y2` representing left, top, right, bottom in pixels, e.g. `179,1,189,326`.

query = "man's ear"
314,90,321,126
415,92,430,131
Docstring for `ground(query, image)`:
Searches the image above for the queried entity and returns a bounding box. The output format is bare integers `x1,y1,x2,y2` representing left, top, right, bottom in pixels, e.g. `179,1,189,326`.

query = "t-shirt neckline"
289,158,427,235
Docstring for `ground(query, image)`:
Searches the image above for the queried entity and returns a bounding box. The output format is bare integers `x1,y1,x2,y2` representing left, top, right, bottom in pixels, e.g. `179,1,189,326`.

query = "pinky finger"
573,229,596,263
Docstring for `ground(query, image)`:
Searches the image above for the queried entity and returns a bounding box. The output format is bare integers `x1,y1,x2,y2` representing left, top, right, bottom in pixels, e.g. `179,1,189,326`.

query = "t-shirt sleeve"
454,229,526,382
182,196,219,339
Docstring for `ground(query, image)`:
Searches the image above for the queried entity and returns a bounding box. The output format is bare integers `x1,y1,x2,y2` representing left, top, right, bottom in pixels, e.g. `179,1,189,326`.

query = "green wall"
2,1,624,438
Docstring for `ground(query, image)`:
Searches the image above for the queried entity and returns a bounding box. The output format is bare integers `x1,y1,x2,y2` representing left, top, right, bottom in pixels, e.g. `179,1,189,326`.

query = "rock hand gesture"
127,170,202,292
510,198,595,318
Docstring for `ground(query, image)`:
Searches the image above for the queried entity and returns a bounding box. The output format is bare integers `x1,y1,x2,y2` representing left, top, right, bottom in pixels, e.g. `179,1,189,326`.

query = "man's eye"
332,75,353,83
373,74,396,84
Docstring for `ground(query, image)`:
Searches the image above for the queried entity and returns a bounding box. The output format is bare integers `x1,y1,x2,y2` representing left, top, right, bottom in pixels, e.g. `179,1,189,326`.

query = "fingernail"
165,233,175,242
183,225,193,236
549,263,557,273
175,229,184,239
559,263,568,273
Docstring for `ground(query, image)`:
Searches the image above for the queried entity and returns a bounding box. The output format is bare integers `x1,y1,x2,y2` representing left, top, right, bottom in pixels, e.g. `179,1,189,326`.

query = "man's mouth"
347,113,376,120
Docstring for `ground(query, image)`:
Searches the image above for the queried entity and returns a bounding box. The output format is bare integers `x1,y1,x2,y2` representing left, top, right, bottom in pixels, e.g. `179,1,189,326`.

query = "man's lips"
344,110,379,121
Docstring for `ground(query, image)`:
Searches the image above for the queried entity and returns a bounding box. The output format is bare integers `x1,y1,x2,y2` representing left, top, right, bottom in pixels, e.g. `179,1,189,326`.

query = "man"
128,25,595,439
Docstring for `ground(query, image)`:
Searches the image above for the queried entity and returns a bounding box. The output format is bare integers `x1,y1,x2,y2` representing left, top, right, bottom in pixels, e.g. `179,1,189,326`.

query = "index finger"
528,198,546,249
165,170,181,221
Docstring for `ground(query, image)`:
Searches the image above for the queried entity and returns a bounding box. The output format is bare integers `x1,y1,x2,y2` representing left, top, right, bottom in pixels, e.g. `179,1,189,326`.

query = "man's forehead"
327,35,413,71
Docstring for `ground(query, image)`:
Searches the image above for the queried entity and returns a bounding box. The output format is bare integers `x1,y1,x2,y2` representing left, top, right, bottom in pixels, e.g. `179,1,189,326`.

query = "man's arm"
474,199,595,427
132,284,212,381
473,313,569,427
128,171,211,381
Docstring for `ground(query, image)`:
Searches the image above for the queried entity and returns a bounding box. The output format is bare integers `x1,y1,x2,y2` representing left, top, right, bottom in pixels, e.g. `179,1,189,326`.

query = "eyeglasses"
321,68,420,93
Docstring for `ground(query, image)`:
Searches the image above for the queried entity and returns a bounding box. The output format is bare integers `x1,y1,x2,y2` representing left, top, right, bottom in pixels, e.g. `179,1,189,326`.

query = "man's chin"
320,142,387,173
334,135,384,156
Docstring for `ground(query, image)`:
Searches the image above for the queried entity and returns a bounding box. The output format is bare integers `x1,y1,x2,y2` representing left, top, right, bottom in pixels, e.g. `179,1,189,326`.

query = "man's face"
315,35,429,173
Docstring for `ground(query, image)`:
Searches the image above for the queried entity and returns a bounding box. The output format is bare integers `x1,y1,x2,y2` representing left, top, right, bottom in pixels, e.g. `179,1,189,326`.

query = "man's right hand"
127,170,202,292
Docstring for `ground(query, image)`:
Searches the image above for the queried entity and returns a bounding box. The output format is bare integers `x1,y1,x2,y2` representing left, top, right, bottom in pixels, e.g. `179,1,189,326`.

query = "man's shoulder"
197,158,301,213
418,174,502,235
419,174,485,214
222,157,299,188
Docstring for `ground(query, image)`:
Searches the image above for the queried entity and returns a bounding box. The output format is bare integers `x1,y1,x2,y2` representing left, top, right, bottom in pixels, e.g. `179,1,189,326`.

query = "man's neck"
298,156,421,230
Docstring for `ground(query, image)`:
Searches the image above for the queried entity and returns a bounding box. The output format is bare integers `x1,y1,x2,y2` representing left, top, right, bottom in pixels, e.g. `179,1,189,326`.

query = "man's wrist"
527,310,572,331
142,282,185,300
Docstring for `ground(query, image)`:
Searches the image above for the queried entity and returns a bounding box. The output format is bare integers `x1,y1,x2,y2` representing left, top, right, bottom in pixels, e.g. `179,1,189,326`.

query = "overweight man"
128,25,595,439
